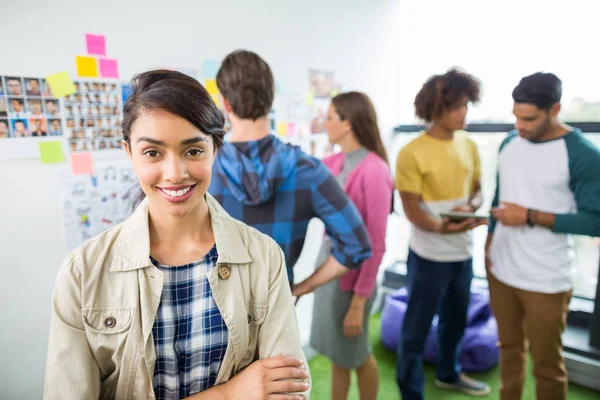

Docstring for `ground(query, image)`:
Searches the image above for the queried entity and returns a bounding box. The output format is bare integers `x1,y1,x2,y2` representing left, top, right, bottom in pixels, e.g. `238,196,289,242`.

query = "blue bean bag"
380,283,499,372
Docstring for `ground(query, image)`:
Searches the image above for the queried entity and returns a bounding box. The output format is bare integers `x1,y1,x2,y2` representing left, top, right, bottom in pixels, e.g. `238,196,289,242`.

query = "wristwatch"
526,209,535,227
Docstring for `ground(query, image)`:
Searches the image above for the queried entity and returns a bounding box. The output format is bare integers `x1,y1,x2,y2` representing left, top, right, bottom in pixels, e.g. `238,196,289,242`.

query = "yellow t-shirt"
395,130,481,261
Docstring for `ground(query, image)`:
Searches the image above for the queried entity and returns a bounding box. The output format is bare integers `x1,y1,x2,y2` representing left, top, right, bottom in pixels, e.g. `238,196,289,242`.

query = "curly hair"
414,68,481,123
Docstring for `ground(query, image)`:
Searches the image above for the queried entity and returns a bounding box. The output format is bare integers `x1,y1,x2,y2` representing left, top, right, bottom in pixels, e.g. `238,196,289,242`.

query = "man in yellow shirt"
395,68,490,399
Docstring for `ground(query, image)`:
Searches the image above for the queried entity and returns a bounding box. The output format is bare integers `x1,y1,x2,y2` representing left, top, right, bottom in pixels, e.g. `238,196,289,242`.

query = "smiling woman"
121,70,224,213
44,70,311,400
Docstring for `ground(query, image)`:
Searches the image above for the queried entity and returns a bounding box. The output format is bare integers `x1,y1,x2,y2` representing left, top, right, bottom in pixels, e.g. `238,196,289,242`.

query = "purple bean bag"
380,284,499,372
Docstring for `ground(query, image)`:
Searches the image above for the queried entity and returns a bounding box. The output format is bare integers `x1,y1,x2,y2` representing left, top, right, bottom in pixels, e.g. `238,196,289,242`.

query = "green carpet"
308,313,600,399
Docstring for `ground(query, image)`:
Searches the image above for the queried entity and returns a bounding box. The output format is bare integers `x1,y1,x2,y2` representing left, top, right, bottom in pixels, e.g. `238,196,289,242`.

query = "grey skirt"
309,239,377,369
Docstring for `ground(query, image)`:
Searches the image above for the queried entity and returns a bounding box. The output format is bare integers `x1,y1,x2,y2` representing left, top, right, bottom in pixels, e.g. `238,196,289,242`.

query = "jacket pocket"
241,303,267,365
247,303,267,326
81,307,136,382
82,307,135,334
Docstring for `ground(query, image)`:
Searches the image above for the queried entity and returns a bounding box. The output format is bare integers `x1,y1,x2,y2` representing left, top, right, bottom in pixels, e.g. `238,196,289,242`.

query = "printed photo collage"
0,75,63,139
65,80,123,152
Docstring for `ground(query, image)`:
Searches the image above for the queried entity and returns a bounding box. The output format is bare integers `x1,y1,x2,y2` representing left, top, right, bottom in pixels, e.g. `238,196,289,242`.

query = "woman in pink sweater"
310,92,393,399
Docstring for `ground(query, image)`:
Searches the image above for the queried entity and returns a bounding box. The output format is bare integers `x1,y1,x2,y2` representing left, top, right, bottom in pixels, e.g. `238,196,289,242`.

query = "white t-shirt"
489,129,600,293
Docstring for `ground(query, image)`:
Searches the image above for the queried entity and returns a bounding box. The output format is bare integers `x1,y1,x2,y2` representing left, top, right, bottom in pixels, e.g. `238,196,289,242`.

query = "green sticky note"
38,141,65,164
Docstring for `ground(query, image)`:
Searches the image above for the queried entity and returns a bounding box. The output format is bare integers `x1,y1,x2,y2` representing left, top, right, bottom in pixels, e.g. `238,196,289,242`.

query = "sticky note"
85,34,106,56
45,72,76,97
287,122,296,137
299,123,310,137
304,92,314,106
71,152,94,175
276,80,286,93
210,94,221,108
76,56,99,77
38,141,65,164
276,122,288,136
121,84,133,103
203,60,219,79
99,58,119,78
205,79,219,95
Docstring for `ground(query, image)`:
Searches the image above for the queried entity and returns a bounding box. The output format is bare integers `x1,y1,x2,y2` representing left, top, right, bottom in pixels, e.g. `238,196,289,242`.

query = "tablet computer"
439,211,489,222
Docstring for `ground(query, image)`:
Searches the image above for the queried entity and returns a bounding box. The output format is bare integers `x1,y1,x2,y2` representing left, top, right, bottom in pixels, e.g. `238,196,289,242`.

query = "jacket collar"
110,193,252,272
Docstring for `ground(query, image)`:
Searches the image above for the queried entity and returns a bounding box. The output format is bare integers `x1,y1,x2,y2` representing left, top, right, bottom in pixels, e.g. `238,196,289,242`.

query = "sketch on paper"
59,160,137,250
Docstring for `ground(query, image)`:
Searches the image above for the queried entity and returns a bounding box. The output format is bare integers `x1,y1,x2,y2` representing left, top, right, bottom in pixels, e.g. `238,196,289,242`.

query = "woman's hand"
343,296,366,338
222,356,309,400
292,281,312,305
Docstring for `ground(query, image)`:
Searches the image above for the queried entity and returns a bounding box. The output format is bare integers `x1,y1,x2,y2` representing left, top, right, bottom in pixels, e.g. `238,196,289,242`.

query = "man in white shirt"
487,72,600,400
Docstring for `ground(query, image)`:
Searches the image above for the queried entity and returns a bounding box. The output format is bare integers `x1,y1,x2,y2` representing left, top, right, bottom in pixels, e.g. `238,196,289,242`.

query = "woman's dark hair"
216,49,274,121
331,91,388,164
122,69,225,148
122,69,226,209
331,91,395,213
512,72,562,111
414,68,481,123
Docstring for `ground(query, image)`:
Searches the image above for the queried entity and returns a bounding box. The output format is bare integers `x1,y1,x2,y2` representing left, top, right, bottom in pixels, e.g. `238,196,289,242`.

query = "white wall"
0,1,401,398
395,0,600,123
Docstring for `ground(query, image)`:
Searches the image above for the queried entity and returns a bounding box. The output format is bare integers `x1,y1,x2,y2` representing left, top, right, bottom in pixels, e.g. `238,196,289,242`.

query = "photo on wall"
0,75,64,138
308,69,340,99
65,80,123,152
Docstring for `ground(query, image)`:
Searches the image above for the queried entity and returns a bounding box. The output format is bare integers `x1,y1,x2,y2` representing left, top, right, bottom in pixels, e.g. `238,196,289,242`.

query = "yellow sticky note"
276,122,288,137
210,93,221,108
38,141,65,164
76,55,99,77
205,79,219,95
46,72,76,97
304,92,314,106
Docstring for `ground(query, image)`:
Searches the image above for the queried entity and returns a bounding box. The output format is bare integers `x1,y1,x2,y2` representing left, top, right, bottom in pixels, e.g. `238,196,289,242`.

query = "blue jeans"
396,249,473,400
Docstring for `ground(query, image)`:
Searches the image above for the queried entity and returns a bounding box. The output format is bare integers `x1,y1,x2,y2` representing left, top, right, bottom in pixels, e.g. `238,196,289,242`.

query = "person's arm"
468,143,484,211
552,137,600,236
400,191,482,233
311,163,372,270
44,253,101,399
485,171,500,272
188,242,311,400
351,167,394,299
341,168,393,338
185,356,308,400
487,132,518,239
293,255,346,298
396,146,481,233
256,242,311,398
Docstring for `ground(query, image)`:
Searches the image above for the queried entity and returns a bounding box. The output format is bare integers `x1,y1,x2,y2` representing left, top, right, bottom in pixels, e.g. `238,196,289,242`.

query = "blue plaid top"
209,135,371,283
151,245,228,400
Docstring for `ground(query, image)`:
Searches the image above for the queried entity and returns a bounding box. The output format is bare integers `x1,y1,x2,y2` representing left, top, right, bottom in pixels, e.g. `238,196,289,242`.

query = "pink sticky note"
71,152,94,175
99,58,119,78
86,34,106,56
287,122,296,137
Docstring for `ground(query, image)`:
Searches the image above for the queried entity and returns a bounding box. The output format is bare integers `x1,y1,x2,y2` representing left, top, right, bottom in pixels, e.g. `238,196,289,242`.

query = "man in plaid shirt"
209,50,371,286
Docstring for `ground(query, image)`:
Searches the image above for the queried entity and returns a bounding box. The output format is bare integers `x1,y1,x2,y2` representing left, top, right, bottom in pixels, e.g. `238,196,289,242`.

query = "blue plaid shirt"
209,135,371,283
151,245,228,400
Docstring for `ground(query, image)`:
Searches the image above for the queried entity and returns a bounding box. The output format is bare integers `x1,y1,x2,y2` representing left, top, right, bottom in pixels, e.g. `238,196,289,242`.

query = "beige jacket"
44,194,310,399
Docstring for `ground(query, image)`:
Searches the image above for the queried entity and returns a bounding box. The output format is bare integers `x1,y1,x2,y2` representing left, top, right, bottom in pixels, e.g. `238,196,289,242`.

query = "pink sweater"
322,151,394,298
